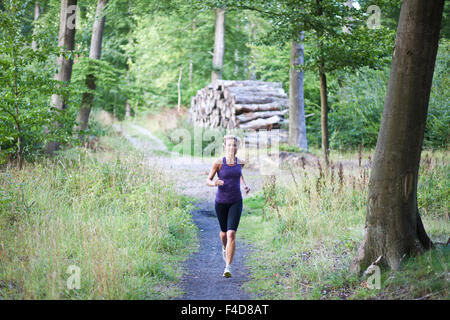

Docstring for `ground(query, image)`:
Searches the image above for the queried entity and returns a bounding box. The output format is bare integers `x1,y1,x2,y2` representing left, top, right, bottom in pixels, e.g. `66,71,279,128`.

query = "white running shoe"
223,265,232,278
222,246,227,263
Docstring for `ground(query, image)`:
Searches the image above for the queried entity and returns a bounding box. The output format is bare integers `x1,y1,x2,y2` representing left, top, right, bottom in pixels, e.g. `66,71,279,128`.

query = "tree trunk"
177,67,183,111
350,0,444,273
248,21,256,80
31,1,40,50
44,0,77,154
189,18,196,84
234,23,239,76
288,32,308,151
125,69,131,118
319,64,329,168
234,49,239,76
125,100,131,118
76,0,108,132
212,8,226,82
15,103,22,170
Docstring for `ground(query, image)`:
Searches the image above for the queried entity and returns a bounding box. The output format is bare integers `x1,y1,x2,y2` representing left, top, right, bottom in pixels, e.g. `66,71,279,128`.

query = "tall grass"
0,133,197,299
239,150,449,299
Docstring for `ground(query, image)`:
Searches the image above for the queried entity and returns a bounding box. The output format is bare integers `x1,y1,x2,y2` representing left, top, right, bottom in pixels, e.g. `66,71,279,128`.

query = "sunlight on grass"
239,150,449,300
0,133,198,299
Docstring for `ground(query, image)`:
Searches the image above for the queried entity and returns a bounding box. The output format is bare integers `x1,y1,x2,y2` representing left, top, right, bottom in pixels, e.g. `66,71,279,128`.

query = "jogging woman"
206,134,250,278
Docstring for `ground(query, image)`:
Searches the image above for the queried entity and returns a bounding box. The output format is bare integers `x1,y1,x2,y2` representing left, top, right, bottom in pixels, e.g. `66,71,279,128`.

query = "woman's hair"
223,134,240,149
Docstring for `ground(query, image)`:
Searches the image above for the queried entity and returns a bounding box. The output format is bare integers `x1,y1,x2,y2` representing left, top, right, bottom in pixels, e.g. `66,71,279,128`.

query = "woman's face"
224,138,238,156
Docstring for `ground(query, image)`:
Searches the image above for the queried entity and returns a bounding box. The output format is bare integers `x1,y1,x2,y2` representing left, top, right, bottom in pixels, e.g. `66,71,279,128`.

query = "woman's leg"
220,231,227,248
225,230,236,266
225,199,243,266
215,201,229,249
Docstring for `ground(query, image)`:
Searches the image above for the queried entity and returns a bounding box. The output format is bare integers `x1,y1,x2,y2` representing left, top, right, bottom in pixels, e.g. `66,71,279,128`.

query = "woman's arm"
240,174,247,187
241,174,250,194
239,157,250,194
206,160,223,187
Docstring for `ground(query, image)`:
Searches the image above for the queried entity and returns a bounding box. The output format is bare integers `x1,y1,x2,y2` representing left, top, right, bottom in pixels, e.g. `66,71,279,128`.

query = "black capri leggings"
215,199,243,232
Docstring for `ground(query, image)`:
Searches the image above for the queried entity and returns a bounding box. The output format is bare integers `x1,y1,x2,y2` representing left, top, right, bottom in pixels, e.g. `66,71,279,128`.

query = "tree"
189,18,196,83
44,0,78,154
122,6,250,110
212,7,226,82
288,32,308,150
202,0,395,167
31,1,40,50
75,0,108,133
351,0,445,273
0,0,68,168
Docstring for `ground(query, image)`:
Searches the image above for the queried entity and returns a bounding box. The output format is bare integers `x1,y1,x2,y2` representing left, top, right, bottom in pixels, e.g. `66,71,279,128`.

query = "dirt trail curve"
112,122,267,300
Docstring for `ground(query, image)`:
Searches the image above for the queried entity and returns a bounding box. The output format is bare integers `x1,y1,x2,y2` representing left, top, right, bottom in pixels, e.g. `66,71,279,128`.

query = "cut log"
238,115,283,130
234,103,284,114
213,80,282,90
237,109,288,124
188,80,288,130
233,95,287,105
224,87,287,99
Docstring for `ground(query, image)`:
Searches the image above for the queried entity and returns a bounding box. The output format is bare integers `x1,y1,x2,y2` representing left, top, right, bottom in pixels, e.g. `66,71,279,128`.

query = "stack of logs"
188,80,289,131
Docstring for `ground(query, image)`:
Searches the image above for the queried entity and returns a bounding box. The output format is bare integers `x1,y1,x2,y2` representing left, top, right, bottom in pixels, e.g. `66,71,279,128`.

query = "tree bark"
177,67,183,111
189,18,196,83
316,0,329,168
125,69,131,118
234,23,239,76
211,8,226,82
76,0,108,132
288,32,308,151
31,1,40,51
248,21,256,80
44,0,77,154
319,64,329,168
125,100,131,118
350,0,444,273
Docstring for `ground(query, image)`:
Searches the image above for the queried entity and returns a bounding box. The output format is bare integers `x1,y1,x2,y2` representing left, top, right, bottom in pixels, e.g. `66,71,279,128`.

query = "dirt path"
113,122,266,299
176,199,253,299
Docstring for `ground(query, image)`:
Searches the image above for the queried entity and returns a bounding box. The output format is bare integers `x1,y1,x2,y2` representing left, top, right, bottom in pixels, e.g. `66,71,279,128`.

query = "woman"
206,134,250,278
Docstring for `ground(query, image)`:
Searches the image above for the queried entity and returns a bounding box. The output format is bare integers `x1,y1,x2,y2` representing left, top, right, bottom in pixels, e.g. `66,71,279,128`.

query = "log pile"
188,80,289,131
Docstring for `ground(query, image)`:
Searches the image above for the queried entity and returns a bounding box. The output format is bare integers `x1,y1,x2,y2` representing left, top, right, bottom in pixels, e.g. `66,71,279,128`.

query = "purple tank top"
215,156,242,204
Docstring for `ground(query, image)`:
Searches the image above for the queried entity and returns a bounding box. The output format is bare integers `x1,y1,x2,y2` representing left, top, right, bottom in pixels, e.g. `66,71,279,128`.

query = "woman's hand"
215,179,224,186
244,185,250,194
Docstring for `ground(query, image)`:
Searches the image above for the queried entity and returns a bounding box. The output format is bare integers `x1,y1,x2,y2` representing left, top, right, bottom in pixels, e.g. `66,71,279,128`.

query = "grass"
238,150,449,300
0,130,198,299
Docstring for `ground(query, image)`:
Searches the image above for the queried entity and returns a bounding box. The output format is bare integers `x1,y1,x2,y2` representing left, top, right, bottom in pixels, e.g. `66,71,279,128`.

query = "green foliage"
0,133,197,299
239,150,449,299
0,0,77,165
249,42,290,91
417,153,449,219
164,117,227,157
279,143,301,153
326,39,449,150
72,57,121,95
70,56,133,121
200,0,396,72
424,39,449,149
1,0,447,171
352,245,449,299
124,9,252,110
328,67,388,149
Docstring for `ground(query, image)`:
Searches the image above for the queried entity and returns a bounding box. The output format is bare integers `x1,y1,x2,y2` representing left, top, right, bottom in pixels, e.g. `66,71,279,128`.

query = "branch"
0,104,19,129
233,4,284,17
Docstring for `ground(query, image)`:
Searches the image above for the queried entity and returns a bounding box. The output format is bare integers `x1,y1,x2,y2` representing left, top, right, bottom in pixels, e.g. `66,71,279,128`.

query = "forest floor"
106,112,371,300
110,121,266,299
102,109,448,300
